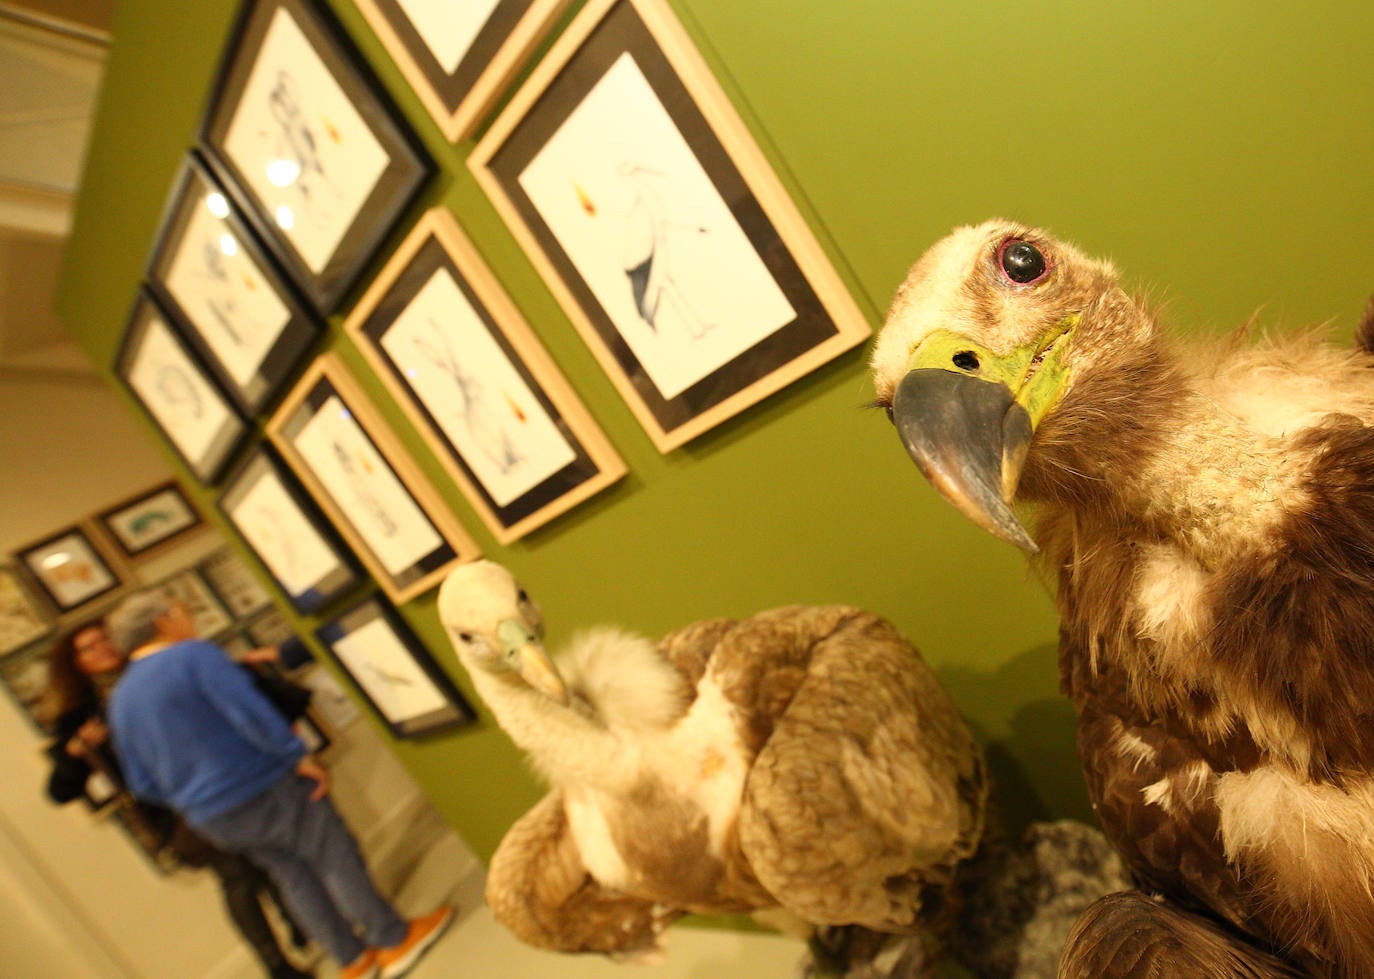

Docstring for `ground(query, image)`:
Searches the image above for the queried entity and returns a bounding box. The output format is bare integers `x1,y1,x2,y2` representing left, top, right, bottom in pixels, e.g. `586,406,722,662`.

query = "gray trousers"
197,773,407,965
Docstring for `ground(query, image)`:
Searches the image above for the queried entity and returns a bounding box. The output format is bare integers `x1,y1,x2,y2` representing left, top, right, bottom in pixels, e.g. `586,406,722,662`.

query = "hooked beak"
893,370,1037,552
497,618,568,705
889,318,1076,554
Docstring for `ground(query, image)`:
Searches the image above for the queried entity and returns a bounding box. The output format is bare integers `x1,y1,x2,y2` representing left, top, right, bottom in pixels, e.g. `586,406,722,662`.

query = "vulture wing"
732,607,987,932
1060,891,1307,979
486,790,682,955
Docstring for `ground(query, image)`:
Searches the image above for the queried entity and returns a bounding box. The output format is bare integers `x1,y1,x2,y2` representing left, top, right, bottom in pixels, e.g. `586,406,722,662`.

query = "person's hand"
66,717,109,756
295,755,330,801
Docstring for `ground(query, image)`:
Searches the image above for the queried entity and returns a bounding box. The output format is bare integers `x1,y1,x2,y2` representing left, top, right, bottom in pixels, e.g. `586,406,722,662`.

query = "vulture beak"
497,618,569,705
891,317,1077,554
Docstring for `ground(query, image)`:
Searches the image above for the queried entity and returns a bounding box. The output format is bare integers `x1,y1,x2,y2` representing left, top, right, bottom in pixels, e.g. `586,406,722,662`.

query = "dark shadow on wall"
938,642,1097,837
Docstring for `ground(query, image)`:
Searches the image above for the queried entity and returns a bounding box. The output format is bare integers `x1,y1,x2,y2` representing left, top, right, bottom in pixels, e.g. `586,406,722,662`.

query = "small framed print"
199,0,432,312
470,0,871,452
115,291,250,483
16,525,121,613
346,208,625,544
315,594,475,738
218,446,363,615
158,569,235,639
97,480,204,560
268,353,481,604
0,564,53,656
197,548,274,618
0,639,56,733
145,152,322,416
353,0,572,141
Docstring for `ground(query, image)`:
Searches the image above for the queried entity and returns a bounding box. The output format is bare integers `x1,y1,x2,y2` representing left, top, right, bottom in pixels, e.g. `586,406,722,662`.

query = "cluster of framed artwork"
93,0,872,736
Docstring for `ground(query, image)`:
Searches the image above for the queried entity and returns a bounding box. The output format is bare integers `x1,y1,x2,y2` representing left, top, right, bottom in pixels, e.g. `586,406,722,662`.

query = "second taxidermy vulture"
437,561,986,963
870,220,1374,978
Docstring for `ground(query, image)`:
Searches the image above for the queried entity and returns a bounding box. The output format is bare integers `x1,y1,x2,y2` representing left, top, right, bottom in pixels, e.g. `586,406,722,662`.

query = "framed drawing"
346,208,624,544
470,0,871,452
352,0,572,141
0,639,56,733
159,569,235,639
145,152,322,416
16,525,121,613
218,446,363,615
0,564,53,656
315,594,475,738
267,353,481,603
115,291,250,483
197,548,274,619
199,0,432,313
97,480,203,560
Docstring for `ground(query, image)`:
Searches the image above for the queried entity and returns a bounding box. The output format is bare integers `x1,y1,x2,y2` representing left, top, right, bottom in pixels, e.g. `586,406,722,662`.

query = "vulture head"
438,560,568,706
870,219,1157,551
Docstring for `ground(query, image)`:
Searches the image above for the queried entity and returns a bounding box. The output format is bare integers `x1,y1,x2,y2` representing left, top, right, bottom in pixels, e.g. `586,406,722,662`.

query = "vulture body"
437,561,987,963
869,221,1374,978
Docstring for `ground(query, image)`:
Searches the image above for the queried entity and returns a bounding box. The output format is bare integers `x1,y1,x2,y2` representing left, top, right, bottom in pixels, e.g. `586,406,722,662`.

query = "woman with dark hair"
45,619,314,979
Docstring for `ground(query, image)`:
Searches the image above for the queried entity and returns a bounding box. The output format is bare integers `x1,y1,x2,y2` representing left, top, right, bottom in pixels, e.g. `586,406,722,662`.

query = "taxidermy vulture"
869,219,1374,978
436,560,986,966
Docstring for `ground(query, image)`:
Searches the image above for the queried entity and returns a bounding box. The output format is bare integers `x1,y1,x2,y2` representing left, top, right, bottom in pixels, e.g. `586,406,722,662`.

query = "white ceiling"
0,3,109,380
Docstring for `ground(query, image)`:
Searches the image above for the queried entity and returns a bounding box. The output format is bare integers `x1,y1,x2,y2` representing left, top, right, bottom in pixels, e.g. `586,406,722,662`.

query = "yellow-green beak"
498,618,568,705
890,318,1076,553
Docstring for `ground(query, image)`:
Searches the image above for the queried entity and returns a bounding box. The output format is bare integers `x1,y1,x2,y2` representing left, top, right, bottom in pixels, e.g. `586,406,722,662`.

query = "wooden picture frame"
199,0,432,312
96,480,204,560
315,594,476,738
15,524,121,613
114,291,250,483
352,0,572,141
267,353,481,603
469,0,870,452
218,446,363,615
144,151,322,416
0,564,53,657
345,208,625,544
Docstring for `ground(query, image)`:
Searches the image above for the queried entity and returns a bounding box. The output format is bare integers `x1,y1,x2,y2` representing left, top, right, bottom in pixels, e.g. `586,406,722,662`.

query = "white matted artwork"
96,481,203,560
199,0,431,311
353,0,572,141
268,354,480,603
470,0,871,451
346,208,625,544
115,292,248,483
219,448,362,615
315,595,475,738
16,525,121,613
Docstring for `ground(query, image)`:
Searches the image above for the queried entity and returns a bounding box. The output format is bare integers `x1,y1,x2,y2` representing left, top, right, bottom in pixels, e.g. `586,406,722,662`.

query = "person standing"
44,619,313,979
105,591,453,979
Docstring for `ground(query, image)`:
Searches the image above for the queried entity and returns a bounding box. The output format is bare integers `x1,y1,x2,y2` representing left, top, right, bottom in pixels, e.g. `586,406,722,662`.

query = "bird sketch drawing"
437,561,987,971
153,362,204,420
409,317,523,476
258,68,343,232
329,438,398,539
870,219,1374,978
193,232,248,349
575,162,715,342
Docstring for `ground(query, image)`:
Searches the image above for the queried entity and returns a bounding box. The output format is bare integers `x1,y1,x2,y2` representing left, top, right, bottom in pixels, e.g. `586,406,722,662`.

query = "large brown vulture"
436,560,987,968
869,220,1374,978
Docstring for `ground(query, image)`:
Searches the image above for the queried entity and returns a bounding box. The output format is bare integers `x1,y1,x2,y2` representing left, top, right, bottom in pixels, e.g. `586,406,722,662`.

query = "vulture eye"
998,239,1049,285
952,351,980,372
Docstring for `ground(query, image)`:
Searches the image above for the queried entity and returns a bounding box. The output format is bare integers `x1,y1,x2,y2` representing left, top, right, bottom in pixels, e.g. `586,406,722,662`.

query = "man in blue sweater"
107,590,451,979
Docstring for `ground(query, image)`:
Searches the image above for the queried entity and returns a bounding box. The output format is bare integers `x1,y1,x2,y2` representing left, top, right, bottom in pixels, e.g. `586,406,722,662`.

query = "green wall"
60,0,1374,862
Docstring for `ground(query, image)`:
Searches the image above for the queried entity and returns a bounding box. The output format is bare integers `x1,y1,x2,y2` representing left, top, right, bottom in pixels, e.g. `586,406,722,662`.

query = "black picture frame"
315,594,476,738
217,445,363,616
96,480,204,560
199,0,433,312
469,0,870,452
15,524,122,613
114,290,251,484
145,151,322,416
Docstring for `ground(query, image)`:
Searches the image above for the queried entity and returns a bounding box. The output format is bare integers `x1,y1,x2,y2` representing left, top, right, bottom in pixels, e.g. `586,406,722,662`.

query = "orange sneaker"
375,907,455,979
339,948,378,979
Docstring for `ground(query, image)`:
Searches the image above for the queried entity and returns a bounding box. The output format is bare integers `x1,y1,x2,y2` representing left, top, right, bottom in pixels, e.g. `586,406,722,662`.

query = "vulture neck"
1026,339,1294,569
467,666,629,791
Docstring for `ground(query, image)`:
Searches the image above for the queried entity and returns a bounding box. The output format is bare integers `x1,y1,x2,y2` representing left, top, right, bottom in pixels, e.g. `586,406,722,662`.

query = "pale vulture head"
438,560,568,705
870,219,1151,551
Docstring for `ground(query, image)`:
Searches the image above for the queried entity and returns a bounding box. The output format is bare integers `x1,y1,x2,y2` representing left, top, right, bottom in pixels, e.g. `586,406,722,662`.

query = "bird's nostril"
953,351,980,372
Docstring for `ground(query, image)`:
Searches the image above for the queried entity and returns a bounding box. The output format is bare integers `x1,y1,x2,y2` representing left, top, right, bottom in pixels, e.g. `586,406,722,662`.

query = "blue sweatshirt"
108,639,306,826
